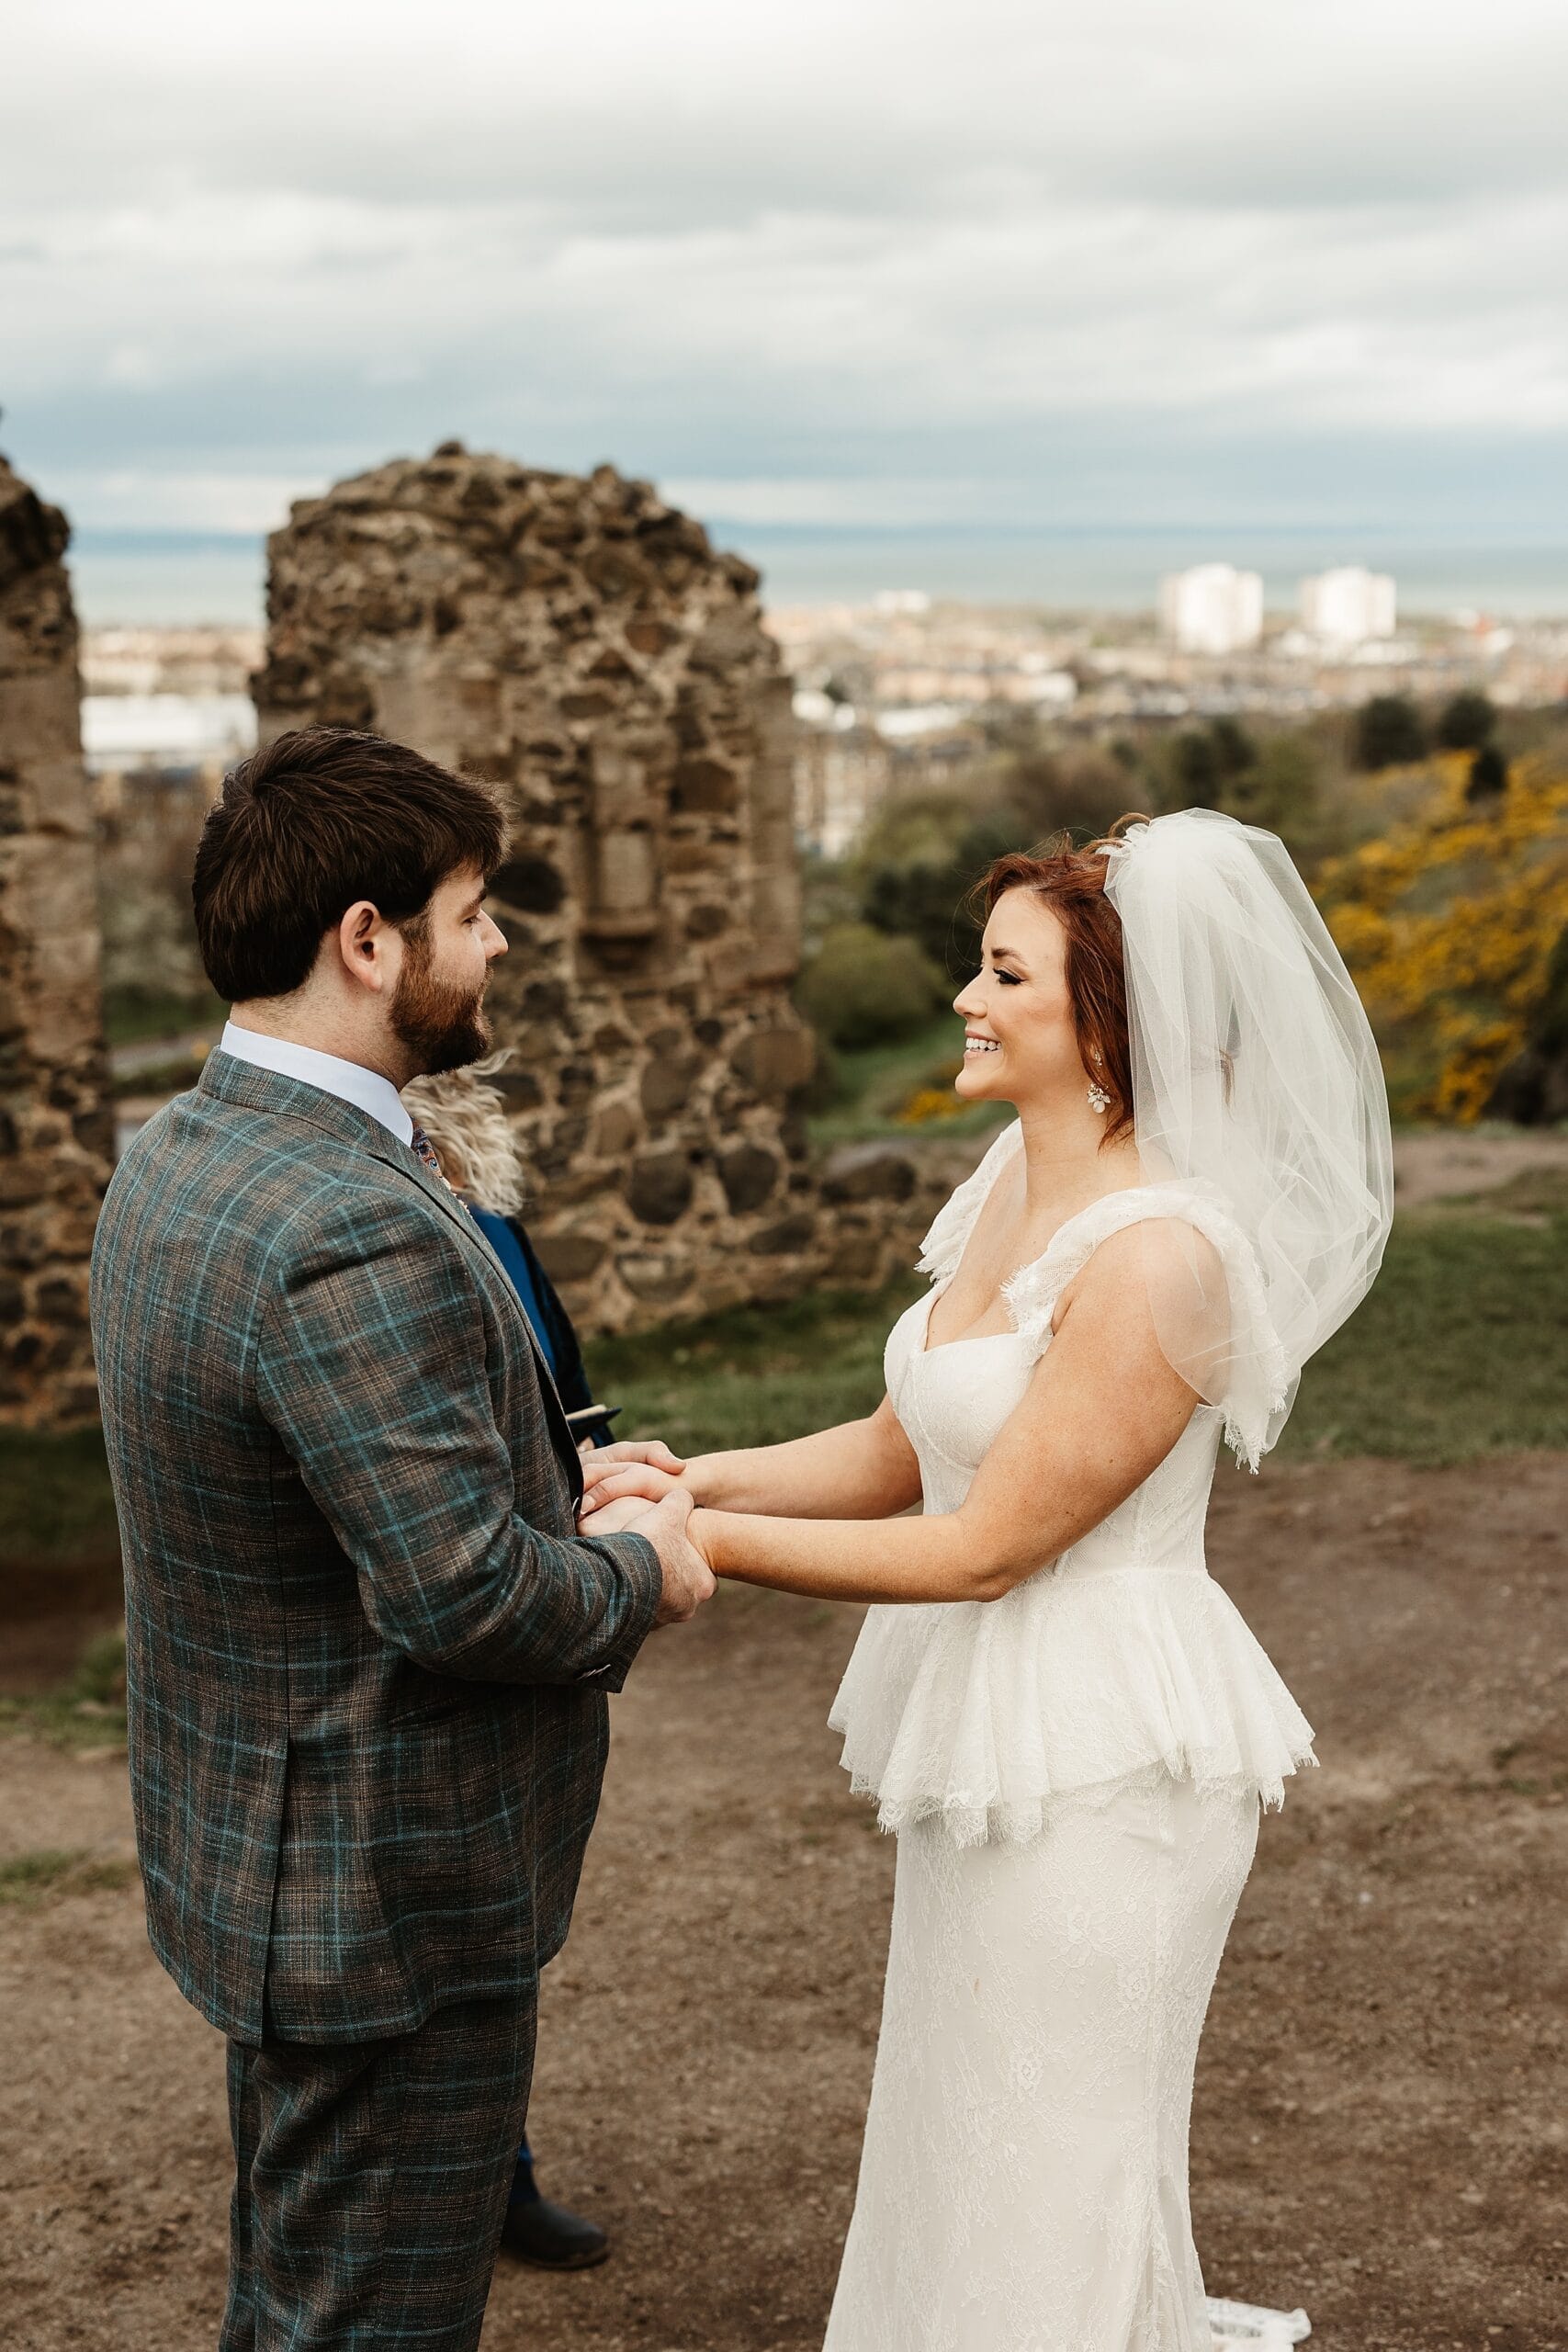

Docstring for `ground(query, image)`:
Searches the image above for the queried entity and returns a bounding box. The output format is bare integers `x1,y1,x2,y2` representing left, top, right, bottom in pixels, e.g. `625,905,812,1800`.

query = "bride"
581,809,1392,2351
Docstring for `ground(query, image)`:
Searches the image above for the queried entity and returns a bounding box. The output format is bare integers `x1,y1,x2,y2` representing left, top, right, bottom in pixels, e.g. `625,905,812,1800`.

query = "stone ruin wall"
0,457,115,1427
255,444,934,1334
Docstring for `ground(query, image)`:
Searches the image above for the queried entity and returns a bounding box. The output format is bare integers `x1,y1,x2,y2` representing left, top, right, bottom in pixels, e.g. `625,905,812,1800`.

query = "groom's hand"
614,1486,715,1626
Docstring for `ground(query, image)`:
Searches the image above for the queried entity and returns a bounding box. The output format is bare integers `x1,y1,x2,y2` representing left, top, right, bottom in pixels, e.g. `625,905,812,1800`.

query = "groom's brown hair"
194,727,507,1002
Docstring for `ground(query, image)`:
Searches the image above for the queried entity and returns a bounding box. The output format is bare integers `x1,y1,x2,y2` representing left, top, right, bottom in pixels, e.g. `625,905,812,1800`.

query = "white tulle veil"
1099,808,1393,1464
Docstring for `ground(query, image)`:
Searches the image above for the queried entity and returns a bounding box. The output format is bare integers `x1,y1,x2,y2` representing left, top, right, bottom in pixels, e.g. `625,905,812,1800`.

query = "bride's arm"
690,1237,1201,1603
587,1396,922,1521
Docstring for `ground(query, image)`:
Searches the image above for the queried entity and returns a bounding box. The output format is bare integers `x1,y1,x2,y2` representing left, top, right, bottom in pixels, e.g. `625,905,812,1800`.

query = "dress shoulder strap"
1002,1181,1292,1470
914,1120,1023,1282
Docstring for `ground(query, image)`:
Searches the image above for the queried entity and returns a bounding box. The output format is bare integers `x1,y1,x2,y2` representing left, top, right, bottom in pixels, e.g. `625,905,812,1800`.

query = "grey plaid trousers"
222,1997,535,2352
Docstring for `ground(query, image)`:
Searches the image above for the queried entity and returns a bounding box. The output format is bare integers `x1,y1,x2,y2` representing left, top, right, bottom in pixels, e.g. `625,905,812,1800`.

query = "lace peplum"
828,1122,1316,1846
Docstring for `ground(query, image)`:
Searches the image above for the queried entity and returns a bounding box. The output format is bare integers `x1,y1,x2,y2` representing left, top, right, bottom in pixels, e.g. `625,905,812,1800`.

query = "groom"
89,726,714,2350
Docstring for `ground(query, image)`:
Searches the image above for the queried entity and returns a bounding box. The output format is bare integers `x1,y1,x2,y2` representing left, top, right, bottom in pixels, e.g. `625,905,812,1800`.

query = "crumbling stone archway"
254,444,915,1331
0,456,114,1426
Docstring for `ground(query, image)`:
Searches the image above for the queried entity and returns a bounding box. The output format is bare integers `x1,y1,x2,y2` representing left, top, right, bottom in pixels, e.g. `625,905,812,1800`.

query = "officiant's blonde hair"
402,1054,526,1216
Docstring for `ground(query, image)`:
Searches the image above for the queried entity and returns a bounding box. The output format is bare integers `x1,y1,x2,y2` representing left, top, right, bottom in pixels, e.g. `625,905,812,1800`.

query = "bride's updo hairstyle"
972,817,1148,1147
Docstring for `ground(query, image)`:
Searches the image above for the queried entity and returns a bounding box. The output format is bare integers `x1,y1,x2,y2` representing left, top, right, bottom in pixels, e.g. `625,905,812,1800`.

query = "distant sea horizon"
66,526,1568,628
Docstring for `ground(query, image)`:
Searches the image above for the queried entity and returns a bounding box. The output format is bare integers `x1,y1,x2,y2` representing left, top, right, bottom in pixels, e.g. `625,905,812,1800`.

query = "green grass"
807,1017,1010,1148
0,1849,139,1907
104,986,225,1046
1435,1165,1568,1220
587,1277,926,1455
590,1204,1567,1468
0,1425,119,1566
1277,1204,1568,1464
3,1194,1561,1634
111,1051,209,1098
0,1628,128,1750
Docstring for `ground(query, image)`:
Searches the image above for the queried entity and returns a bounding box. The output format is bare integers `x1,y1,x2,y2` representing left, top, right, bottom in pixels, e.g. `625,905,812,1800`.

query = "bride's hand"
580,1494,660,1535
592,1438,685,1474
579,1450,686,1517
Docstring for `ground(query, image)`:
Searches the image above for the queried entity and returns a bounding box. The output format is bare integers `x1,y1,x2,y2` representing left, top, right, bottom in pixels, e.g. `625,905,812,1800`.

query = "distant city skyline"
6,0,1568,580
62,523,1568,629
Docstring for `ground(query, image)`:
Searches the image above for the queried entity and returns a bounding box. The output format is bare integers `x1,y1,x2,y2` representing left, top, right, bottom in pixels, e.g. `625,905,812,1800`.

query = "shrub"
1317,752,1568,1121
1465,743,1508,803
1354,695,1427,772
1007,742,1140,841
1166,718,1258,805
1437,690,1497,753
1217,731,1324,841
797,922,949,1052
852,795,1032,976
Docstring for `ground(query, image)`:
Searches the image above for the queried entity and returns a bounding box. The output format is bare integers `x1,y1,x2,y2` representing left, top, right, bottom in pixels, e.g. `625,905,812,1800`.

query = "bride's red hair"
971,818,1145,1146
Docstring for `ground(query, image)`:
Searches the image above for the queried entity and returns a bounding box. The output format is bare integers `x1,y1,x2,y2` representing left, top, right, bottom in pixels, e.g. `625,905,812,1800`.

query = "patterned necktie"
410,1123,471,1215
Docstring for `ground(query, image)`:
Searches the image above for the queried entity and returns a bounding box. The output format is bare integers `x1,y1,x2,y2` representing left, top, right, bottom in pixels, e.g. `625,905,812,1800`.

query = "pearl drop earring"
1087,1078,1110,1114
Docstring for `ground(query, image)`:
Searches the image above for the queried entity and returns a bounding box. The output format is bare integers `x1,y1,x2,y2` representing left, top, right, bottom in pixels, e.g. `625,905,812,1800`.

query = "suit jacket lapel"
367,1133,586,1505
198,1053,586,1502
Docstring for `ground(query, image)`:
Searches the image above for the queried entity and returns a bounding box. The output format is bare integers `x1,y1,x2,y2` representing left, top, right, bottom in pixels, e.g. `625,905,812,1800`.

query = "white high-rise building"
1298,566,1397,645
1158,564,1264,656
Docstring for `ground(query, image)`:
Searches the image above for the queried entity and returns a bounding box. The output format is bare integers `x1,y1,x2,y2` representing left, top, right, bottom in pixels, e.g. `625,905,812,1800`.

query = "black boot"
498,2143,610,2271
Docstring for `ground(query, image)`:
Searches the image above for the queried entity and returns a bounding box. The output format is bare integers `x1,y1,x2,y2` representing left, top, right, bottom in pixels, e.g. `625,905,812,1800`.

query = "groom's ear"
336,899,393,995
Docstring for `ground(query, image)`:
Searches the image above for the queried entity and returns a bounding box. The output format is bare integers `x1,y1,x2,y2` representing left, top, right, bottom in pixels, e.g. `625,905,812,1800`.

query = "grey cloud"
4,0,1567,537
7,5,1568,222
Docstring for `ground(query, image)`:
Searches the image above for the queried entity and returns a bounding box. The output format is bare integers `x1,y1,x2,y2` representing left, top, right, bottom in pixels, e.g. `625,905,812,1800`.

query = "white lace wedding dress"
822,1123,1316,2352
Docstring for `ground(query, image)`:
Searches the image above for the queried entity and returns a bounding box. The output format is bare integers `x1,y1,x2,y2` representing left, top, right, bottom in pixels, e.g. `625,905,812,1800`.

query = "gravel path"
3,1452,1565,2352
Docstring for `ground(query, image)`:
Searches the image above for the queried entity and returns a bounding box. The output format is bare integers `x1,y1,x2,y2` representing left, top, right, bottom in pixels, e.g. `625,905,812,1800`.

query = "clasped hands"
577,1441,716,1626
577,1439,690,1533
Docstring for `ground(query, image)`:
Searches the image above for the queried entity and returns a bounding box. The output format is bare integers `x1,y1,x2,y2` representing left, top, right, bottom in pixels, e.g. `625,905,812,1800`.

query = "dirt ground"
1388,1129,1568,1208
2,1451,1564,2352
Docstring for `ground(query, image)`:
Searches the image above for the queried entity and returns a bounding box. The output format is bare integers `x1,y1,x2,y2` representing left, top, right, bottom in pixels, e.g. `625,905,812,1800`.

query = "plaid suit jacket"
90,1050,662,2045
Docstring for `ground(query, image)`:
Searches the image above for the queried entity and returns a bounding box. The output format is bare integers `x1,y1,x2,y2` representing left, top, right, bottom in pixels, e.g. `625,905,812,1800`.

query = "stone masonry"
255,444,932,1331
0,456,115,1426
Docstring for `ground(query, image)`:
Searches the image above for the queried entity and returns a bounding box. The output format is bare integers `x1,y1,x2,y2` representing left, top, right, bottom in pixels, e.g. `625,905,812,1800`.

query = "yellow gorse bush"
898,1074,969,1125
1315,752,1568,1123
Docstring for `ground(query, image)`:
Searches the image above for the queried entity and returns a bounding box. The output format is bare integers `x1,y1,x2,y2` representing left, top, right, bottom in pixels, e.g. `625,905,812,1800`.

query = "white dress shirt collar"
218,1020,414,1146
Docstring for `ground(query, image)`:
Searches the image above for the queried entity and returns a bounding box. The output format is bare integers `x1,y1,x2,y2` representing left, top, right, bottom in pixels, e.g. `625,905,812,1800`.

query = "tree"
1169,728,1219,802
1436,690,1497,752
1160,718,1259,813
1208,717,1258,780
796,922,949,1052
1353,695,1426,772
852,796,1032,976
1465,743,1508,802
1488,921,1568,1124
1006,742,1136,842
1219,732,1324,842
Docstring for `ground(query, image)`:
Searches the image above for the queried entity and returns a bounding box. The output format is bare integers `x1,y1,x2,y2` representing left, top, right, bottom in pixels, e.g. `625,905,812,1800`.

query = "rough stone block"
628,1150,694,1227
730,1025,817,1096
717,1143,781,1214
639,1050,699,1121
747,1210,817,1257
532,1227,609,1283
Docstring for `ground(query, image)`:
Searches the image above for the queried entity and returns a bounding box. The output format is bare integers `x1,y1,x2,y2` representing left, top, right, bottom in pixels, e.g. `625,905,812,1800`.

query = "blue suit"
467,1207,598,1421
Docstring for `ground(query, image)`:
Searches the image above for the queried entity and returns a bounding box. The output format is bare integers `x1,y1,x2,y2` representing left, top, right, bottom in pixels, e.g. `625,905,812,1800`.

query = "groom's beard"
389,924,491,1076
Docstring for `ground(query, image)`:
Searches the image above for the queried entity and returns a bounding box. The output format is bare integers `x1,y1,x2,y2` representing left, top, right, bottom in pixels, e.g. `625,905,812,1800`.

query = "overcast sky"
5,0,1568,547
